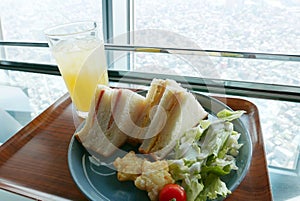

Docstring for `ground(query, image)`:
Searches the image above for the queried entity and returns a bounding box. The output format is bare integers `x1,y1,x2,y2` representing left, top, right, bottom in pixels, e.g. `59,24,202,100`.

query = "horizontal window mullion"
107,70,300,102
0,61,59,75
0,41,48,47
1,61,300,102
105,44,300,62
0,41,299,62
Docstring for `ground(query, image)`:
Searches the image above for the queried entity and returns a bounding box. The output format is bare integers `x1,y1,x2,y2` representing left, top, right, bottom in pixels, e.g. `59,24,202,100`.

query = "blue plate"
68,92,252,201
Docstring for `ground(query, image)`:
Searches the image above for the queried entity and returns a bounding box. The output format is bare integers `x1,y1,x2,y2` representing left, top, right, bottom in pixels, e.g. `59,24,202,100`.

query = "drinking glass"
45,21,108,118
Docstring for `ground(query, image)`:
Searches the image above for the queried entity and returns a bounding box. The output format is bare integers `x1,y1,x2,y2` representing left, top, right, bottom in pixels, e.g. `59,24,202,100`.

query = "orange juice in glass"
45,21,108,118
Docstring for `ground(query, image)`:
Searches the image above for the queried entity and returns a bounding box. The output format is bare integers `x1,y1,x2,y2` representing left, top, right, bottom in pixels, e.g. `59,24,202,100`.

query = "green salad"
167,109,245,201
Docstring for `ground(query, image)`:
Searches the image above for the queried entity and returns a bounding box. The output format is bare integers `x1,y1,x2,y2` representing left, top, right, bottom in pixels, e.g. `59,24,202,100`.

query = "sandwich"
138,79,208,159
75,79,208,160
75,85,146,157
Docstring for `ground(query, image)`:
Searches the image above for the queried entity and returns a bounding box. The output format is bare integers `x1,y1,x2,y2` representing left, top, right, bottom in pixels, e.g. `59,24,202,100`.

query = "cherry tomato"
159,183,187,201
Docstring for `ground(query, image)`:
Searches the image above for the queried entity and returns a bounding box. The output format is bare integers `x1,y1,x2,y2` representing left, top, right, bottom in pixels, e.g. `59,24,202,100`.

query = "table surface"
0,92,273,201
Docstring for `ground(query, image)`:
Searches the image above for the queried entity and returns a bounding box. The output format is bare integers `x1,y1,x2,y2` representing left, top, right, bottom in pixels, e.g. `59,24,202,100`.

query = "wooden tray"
0,93,273,201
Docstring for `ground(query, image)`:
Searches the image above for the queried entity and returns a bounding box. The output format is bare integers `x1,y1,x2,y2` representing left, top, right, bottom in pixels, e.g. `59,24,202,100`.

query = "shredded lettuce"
183,174,204,201
198,120,232,158
200,174,231,200
168,109,245,201
217,109,245,122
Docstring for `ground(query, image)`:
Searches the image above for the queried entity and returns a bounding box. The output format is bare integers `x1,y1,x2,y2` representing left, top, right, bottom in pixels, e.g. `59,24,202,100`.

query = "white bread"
75,85,147,157
130,79,167,142
74,85,112,158
138,82,180,153
139,79,208,159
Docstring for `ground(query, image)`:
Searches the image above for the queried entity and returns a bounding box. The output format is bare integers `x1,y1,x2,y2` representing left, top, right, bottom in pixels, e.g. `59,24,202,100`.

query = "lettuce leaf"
217,109,246,122
168,109,244,201
200,174,231,200
198,120,232,158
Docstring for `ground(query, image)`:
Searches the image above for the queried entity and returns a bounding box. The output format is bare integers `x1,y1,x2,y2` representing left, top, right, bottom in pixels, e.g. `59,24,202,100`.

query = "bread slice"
130,79,167,142
75,85,112,157
138,83,180,153
138,79,208,159
75,85,147,157
102,88,146,156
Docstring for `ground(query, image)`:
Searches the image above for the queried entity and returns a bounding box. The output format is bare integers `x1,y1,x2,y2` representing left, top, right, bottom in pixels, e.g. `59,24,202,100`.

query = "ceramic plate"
68,92,252,201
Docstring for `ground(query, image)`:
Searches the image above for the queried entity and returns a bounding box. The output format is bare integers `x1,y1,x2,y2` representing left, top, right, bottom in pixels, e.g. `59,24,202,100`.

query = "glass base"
71,103,88,130
76,110,89,119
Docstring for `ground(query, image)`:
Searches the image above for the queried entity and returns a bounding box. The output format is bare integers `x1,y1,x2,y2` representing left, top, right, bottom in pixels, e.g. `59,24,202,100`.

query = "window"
0,0,103,63
118,1,300,171
0,0,105,118
134,0,299,54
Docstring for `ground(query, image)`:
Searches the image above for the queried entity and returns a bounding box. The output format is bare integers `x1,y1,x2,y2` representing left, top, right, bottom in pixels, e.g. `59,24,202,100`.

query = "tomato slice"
159,183,187,201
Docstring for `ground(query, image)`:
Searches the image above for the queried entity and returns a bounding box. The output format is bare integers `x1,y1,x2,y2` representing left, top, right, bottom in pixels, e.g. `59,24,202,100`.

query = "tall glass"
45,21,108,118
